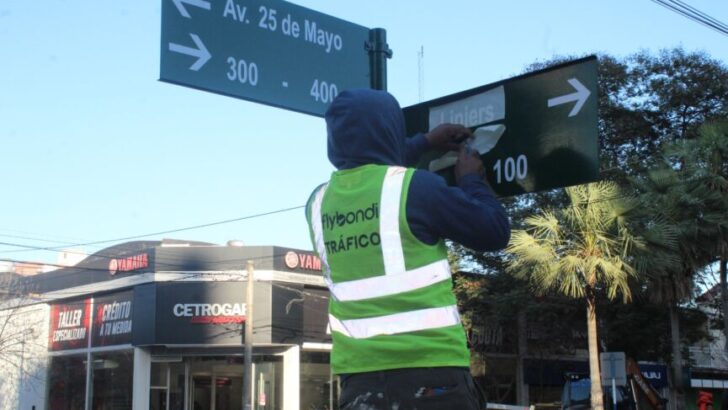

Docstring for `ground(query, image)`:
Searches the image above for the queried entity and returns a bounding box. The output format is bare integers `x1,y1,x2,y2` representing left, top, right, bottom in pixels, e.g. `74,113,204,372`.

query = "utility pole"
418,46,425,102
243,260,254,410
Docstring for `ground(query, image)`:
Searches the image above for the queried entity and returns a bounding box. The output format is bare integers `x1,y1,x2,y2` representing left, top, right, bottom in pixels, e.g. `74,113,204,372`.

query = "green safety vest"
306,164,470,374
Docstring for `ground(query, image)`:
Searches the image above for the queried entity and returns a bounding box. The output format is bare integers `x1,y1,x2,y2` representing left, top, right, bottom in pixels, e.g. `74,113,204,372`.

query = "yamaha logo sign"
283,251,322,272
108,253,149,275
284,251,299,269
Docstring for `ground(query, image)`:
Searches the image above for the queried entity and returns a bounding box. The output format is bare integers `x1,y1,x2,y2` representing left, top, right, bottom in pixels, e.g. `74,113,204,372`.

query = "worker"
305,89,510,409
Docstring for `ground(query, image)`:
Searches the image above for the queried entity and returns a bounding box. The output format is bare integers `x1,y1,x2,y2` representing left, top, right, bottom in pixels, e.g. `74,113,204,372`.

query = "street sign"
600,351,627,386
160,0,371,116
403,56,599,196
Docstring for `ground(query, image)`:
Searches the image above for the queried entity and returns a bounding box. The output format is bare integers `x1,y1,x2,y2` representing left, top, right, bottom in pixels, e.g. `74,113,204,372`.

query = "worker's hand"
455,145,488,185
425,124,471,152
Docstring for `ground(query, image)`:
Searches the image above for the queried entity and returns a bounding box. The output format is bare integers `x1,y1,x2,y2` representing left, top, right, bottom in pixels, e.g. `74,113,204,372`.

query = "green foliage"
609,49,728,180
630,121,728,303
449,51,728,398
453,269,710,363
598,296,709,362
507,181,641,302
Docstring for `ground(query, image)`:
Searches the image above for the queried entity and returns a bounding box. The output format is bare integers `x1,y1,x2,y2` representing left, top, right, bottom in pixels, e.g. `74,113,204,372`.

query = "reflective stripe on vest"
328,305,461,339
329,259,450,301
380,167,407,275
310,183,333,287
311,166,456,338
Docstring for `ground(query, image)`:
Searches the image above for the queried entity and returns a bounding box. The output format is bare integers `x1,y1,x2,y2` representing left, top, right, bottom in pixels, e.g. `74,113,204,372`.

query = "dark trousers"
339,367,485,410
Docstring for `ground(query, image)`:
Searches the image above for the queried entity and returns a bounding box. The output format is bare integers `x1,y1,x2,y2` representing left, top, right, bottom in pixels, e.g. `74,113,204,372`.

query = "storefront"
15,240,333,410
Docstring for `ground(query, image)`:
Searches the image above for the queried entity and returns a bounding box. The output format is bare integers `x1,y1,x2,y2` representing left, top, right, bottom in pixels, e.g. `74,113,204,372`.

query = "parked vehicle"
561,359,667,410
561,373,631,410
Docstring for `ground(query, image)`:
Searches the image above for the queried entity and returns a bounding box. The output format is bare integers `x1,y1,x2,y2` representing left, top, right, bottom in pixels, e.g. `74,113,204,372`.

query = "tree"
673,120,728,311
506,181,645,410
629,121,728,408
605,49,728,181
598,293,709,362
452,48,728,408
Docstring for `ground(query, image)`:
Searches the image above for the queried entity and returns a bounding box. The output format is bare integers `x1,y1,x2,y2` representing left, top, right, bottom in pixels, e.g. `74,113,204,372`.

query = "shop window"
150,362,186,410
254,360,283,410
48,354,87,410
91,350,134,410
300,351,337,410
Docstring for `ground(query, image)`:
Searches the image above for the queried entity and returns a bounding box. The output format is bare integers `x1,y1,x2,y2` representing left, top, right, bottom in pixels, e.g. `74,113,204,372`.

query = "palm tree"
671,121,728,348
506,181,644,410
632,123,728,409
631,168,702,410
632,121,728,409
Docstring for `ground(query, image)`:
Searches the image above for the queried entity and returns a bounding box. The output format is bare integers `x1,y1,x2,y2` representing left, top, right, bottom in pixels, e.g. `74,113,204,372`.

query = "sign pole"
612,377,617,409
367,28,392,91
243,260,255,410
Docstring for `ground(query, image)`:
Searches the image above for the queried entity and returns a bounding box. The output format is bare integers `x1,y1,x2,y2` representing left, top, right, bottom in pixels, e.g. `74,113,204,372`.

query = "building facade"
2,240,332,410
3,239,701,409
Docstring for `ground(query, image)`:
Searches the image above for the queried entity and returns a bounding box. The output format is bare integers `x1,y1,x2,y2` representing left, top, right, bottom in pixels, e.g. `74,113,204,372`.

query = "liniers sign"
160,0,370,116
404,56,599,196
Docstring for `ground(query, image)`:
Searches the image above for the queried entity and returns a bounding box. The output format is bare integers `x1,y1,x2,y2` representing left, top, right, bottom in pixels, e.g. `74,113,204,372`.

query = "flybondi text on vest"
321,203,379,230
321,203,381,254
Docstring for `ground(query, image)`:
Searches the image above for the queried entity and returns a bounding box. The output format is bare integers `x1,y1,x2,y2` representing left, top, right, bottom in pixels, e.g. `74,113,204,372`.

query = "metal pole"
366,28,392,91
85,300,94,410
243,260,254,410
612,377,617,409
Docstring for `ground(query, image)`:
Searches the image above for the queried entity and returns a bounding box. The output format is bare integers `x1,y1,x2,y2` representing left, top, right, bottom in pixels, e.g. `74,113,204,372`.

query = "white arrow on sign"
547,78,591,117
172,0,211,18
169,33,211,71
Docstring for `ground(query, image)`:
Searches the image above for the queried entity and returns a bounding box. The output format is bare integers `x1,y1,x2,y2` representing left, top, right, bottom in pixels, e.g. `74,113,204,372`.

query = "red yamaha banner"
49,299,92,351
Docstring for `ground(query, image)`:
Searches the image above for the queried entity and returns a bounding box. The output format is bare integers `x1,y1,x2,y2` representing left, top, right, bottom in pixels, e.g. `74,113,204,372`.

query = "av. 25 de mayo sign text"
404,56,599,196
160,0,371,116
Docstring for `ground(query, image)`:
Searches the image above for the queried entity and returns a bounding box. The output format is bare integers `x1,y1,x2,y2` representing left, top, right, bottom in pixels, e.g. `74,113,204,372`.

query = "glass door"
214,375,243,409
188,362,244,410
150,361,187,410
183,355,283,410
190,375,212,410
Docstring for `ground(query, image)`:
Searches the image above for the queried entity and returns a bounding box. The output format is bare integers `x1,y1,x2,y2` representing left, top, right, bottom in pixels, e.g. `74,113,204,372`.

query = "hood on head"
325,89,407,170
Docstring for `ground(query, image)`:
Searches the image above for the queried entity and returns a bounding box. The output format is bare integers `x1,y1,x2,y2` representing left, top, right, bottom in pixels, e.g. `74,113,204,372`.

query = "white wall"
0,300,49,410
282,345,300,410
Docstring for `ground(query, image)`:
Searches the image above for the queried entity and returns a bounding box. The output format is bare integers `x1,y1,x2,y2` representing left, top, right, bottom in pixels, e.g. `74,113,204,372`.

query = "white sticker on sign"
428,124,506,172
428,86,506,130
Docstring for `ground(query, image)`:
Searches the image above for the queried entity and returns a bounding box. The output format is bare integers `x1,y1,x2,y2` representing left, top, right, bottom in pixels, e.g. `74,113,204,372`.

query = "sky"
1,0,727,266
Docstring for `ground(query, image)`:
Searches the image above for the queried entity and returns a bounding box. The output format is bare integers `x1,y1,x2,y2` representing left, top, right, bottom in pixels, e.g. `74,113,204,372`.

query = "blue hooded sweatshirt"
324,89,510,252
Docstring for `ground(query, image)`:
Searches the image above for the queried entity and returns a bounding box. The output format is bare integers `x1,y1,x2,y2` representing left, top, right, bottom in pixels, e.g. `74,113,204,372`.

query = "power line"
0,227,90,244
0,251,290,291
0,272,332,321
671,0,728,31
0,204,306,255
0,174,719,279
653,0,728,34
649,0,728,37
0,233,80,247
